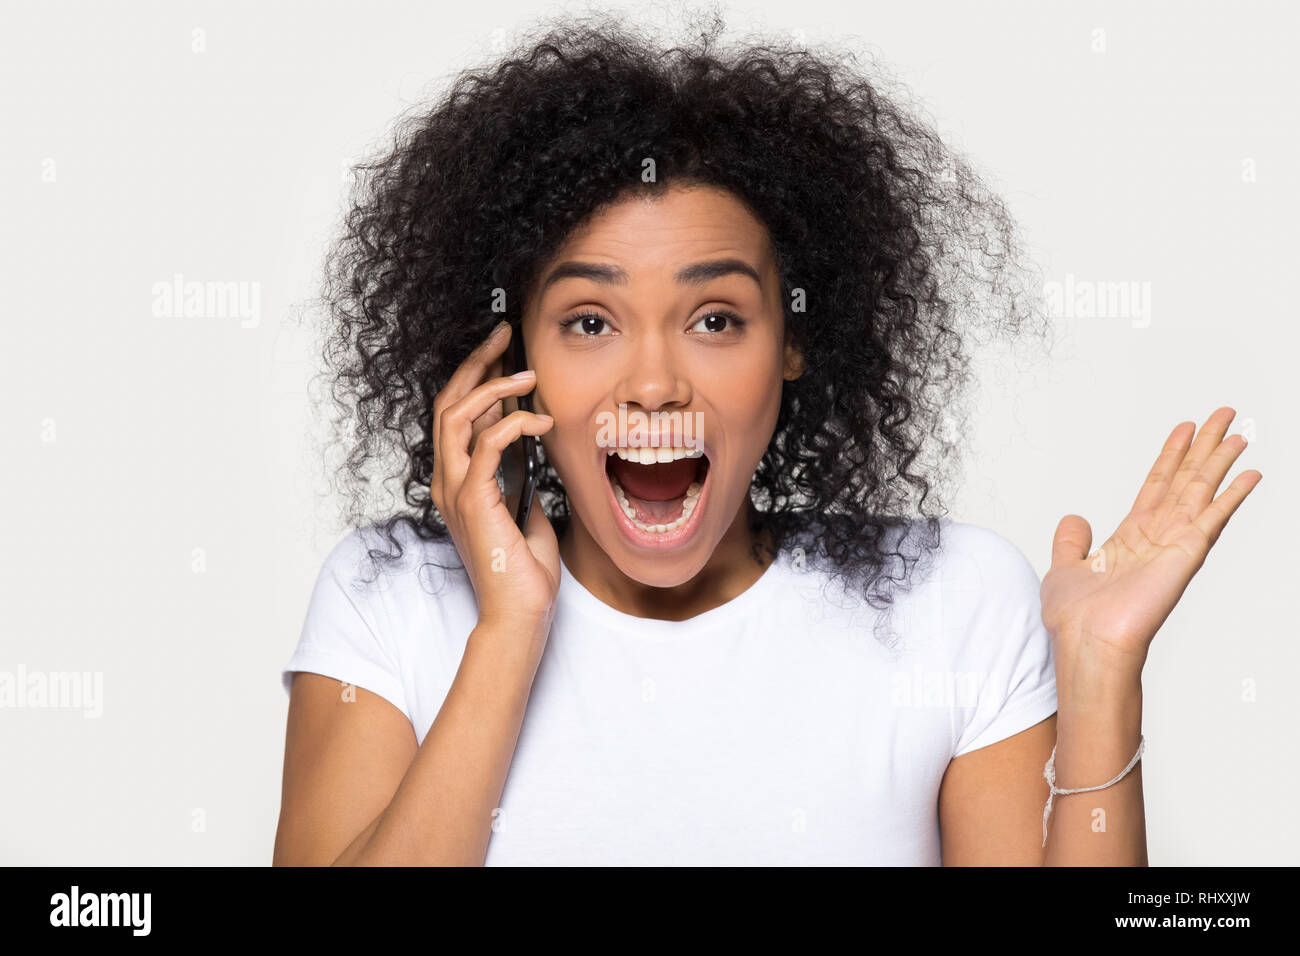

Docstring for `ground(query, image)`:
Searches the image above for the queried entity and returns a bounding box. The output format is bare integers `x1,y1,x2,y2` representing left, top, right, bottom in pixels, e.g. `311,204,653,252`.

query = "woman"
272,14,1261,865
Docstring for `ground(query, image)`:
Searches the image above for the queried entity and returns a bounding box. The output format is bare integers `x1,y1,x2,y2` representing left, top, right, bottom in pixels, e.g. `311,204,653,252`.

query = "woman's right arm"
274,320,559,866
275,612,548,866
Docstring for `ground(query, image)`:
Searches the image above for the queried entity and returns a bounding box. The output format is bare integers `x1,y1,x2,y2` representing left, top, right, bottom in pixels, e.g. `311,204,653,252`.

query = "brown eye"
560,312,612,336
689,310,745,334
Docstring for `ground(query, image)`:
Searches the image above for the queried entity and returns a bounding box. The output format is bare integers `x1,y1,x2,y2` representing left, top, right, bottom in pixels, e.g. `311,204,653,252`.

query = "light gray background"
1,0,1294,864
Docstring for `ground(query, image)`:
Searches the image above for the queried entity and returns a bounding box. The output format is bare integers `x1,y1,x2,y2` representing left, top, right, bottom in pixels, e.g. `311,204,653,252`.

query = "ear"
782,329,805,381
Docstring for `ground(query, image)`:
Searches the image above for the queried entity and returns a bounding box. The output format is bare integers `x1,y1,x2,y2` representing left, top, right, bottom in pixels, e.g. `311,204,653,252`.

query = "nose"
611,330,693,412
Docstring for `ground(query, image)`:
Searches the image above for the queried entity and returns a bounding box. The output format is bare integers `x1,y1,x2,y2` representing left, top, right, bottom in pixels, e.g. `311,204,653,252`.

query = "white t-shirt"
280,517,1057,865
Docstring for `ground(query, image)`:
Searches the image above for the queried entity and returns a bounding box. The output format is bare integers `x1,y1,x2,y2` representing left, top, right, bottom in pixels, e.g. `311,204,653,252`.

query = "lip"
598,443,713,551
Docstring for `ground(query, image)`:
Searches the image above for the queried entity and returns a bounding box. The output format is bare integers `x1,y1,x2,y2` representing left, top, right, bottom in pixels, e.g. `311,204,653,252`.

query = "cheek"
538,419,584,478
705,370,784,496
532,381,590,463
536,407,604,500
711,361,784,429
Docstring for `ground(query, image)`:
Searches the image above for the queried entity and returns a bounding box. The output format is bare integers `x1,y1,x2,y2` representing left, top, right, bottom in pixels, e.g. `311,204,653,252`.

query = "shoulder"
286,520,474,731
935,522,1058,758
774,513,1039,593
312,519,469,605
923,519,1051,670
927,518,1042,597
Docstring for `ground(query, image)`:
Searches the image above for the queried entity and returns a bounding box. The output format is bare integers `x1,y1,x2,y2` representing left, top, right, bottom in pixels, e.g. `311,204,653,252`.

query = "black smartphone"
500,319,540,530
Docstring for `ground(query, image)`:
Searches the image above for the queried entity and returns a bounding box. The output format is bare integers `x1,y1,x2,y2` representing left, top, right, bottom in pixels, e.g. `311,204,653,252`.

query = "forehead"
545,184,775,273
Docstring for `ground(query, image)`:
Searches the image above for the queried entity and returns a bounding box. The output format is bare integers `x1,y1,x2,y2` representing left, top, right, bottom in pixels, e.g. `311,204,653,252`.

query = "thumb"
1051,514,1093,568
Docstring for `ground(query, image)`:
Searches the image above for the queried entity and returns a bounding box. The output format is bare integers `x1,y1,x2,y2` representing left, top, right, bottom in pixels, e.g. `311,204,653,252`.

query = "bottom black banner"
0,864,1279,942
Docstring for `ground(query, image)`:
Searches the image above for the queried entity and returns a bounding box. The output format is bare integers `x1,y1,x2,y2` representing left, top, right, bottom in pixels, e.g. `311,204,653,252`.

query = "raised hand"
1041,406,1262,681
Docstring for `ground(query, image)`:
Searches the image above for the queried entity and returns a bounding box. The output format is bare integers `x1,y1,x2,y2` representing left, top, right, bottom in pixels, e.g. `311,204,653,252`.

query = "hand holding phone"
428,321,558,632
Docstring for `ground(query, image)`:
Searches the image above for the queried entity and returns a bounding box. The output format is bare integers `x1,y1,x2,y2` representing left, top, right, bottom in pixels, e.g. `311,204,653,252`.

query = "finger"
461,410,554,504
432,321,512,453
1153,407,1236,524
1050,513,1093,568
1192,469,1262,549
1172,432,1249,521
1130,421,1195,517
438,370,538,487
469,354,507,454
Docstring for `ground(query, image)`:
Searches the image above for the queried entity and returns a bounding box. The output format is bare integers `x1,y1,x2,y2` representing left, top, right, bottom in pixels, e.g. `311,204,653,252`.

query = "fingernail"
510,369,535,379
536,413,554,422
492,320,510,339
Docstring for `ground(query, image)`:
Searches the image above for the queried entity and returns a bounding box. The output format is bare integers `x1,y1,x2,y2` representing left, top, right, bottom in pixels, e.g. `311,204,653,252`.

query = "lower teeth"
610,477,703,533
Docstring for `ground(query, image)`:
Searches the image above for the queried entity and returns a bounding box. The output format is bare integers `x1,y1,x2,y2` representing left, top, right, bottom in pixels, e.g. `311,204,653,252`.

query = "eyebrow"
539,257,762,292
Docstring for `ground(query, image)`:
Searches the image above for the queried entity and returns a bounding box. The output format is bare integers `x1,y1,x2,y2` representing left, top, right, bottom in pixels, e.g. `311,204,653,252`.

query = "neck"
558,498,777,622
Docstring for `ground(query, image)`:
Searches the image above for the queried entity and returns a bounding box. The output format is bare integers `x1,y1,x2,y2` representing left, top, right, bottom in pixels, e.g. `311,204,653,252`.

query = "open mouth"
604,446,710,535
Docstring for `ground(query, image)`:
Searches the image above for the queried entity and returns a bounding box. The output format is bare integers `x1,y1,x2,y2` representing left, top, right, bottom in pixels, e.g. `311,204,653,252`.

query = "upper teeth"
606,446,704,464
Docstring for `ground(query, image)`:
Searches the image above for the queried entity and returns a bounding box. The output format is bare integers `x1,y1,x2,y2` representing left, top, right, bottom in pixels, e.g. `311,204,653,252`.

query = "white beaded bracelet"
1041,734,1145,848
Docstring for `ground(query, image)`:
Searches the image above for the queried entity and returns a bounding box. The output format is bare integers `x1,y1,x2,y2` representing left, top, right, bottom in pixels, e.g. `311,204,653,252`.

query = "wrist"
474,612,553,659
1056,668,1142,743
1053,629,1144,705
478,607,552,629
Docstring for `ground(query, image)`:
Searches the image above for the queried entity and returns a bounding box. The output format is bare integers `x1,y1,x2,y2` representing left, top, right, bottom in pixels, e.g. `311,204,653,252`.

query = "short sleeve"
280,530,411,721
945,524,1058,758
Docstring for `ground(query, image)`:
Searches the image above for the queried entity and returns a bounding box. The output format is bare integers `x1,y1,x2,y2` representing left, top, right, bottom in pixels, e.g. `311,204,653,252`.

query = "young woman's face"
523,184,802,587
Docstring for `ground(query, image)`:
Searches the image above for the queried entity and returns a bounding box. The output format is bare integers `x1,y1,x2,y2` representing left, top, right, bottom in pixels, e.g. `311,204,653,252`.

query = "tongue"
608,455,698,520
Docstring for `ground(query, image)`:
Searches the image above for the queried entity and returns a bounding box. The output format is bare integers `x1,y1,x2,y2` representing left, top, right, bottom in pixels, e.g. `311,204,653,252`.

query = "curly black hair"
309,8,1050,649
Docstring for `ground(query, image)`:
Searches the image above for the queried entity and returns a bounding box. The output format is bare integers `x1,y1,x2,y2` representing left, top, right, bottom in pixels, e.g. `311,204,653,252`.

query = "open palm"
1041,407,1262,675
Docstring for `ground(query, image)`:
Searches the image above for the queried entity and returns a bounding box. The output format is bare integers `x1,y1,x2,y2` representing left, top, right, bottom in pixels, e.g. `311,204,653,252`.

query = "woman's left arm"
1040,406,1261,865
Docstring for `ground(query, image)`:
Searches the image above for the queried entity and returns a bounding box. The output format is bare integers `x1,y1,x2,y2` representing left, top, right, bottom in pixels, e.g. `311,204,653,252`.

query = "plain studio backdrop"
0,0,1294,865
